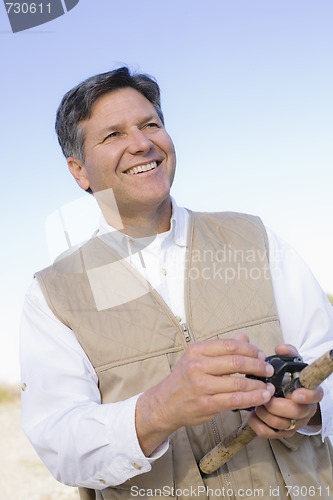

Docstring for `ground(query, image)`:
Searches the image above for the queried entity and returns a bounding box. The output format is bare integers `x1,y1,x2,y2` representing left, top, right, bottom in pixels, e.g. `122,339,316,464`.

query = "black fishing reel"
244,354,308,410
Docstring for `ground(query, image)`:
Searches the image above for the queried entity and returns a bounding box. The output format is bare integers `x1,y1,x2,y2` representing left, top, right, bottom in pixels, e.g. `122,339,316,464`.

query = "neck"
97,194,172,238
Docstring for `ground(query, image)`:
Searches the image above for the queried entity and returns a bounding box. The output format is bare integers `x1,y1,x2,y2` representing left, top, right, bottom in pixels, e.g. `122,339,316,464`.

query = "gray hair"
55,66,164,161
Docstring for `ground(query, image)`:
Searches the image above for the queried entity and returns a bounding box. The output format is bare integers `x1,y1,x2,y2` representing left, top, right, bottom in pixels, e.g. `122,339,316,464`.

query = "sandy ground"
0,401,79,500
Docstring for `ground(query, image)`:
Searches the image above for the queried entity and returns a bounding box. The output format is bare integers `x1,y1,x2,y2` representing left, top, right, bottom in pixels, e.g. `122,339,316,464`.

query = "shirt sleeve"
20,279,168,489
266,227,333,440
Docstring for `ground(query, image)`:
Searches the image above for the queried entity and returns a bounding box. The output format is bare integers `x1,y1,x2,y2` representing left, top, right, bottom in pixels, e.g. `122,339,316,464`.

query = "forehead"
88,87,156,124
79,87,159,150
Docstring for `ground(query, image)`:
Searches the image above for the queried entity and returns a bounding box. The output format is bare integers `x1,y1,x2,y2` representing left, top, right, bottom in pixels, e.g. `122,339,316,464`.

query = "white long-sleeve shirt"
20,202,333,489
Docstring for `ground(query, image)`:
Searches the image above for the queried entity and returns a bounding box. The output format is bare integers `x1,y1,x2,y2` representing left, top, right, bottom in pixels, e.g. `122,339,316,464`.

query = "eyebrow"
98,113,162,138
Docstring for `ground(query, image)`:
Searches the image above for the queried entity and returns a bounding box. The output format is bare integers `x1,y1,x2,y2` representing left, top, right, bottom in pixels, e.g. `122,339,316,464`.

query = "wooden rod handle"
199,350,333,474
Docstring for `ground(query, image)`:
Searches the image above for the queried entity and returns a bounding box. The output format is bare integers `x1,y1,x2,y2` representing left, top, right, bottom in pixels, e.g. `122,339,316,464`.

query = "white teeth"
126,161,157,175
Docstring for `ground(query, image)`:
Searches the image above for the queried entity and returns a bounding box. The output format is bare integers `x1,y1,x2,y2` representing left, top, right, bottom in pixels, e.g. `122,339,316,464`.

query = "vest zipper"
180,322,191,344
179,325,235,499
184,214,235,500
209,419,236,500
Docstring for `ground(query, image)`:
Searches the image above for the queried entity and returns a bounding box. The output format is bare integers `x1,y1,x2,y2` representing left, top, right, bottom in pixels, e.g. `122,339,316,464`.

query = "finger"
196,353,274,378
253,406,295,432
195,338,265,359
196,373,274,395
234,332,250,343
233,333,267,360
248,411,292,437
248,409,312,438
255,404,300,431
247,409,286,437
274,343,299,357
255,397,318,425
291,386,324,405
210,385,275,413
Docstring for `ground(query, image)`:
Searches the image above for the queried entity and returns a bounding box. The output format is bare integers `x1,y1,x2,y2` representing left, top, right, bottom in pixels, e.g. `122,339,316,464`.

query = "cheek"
162,134,177,162
165,133,176,151
85,151,119,177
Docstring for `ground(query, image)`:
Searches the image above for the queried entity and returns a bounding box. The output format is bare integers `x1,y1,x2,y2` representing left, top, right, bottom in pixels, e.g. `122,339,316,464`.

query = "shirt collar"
169,197,188,247
97,196,189,249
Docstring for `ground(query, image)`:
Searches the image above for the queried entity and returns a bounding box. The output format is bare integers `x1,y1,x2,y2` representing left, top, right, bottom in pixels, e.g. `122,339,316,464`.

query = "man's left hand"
248,343,323,438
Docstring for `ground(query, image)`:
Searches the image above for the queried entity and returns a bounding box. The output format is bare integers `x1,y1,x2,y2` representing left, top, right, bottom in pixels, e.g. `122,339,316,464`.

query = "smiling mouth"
125,161,158,175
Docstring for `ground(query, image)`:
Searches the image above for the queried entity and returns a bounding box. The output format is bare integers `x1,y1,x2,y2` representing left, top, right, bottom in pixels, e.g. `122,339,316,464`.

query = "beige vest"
37,212,333,500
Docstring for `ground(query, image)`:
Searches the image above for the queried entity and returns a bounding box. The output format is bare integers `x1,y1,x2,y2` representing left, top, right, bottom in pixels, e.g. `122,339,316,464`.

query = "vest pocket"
97,353,174,402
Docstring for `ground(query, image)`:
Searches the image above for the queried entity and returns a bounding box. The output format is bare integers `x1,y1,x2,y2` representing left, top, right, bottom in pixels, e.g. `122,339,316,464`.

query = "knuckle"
186,359,200,378
201,395,217,414
307,403,318,418
225,339,238,353
270,416,283,430
234,375,247,391
186,343,199,358
184,358,205,386
230,391,243,407
193,374,206,392
231,354,244,372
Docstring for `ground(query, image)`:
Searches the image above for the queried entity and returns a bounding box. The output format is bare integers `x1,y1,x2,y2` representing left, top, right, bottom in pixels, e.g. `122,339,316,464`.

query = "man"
20,67,333,499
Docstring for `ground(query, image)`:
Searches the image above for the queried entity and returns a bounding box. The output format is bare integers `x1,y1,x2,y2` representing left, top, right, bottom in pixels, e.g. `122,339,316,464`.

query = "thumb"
275,343,300,357
234,332,250,343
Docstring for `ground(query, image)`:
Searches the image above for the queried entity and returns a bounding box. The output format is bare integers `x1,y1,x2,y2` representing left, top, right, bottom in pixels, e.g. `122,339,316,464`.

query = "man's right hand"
135,334,275,457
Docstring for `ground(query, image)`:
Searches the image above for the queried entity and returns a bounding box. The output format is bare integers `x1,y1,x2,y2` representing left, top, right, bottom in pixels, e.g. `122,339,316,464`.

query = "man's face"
69,87,176,223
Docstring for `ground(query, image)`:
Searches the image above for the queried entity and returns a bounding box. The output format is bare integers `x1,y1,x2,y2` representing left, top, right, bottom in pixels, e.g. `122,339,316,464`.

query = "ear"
67,157,90,191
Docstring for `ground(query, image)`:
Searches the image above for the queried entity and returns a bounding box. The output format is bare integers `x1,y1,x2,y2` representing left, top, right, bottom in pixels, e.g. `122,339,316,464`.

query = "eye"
105,131,119,139
144,122,160,129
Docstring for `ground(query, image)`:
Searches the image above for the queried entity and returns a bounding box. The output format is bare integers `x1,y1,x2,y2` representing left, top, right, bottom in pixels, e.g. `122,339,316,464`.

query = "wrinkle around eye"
143,122,161,130
101,131,123,144
105,131,120,140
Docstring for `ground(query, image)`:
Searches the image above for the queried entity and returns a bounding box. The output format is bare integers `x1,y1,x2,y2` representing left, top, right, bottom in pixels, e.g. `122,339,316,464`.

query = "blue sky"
1,0,332,382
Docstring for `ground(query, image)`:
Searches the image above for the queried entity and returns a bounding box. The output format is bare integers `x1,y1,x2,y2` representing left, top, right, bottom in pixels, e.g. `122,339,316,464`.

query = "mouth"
124,161,158,175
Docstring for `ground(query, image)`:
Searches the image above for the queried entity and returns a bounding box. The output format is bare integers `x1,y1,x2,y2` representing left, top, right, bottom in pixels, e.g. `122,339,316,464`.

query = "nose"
127,127,152,155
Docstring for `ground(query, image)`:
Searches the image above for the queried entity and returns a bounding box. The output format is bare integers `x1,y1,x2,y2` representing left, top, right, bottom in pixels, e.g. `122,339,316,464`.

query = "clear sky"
1,0,332,383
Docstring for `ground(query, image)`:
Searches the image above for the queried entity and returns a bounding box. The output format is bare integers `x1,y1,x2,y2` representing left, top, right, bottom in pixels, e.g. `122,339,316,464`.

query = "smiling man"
67,86,176,233
20,67,333,500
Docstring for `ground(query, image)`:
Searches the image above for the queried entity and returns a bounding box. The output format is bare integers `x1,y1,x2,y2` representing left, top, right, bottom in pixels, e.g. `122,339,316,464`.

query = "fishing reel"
245,354,308,409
